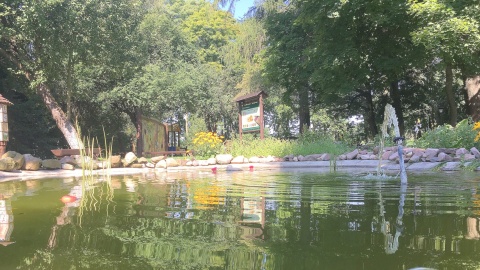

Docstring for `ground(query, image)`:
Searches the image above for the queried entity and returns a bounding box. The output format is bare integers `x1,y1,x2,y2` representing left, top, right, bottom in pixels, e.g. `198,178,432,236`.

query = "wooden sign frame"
235,91,268,140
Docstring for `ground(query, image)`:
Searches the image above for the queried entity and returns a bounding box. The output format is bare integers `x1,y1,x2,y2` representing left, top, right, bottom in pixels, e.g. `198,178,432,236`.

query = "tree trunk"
37,83,83,149
0,47,83,149
135,108,143,156
298,87,310,134
390,81,405,136
465,75,480,122
445,63,457,126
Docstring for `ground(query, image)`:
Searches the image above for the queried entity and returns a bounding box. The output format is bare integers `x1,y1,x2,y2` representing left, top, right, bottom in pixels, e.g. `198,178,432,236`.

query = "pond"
1,170,480,269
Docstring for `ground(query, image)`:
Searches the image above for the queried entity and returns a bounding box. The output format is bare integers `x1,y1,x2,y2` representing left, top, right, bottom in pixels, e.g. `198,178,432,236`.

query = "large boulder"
2,151,24,170
22,154,42,171
470,147,480,159
165,158,179,167
0,157,16,171
59,156,77,166
231,156,245,164
109,155,122,168
155,160,167,169
123,152,137,167
215,154,233,165
151,155,166,163
346,149,359,160
42,159,62,170
207,157,217,165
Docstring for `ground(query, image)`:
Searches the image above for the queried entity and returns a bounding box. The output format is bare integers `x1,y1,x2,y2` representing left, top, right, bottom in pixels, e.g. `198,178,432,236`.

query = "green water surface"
1,170,480,270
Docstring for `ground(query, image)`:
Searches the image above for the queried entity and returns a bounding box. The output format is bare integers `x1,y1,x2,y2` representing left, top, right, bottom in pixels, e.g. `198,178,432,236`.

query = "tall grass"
228,132,352,158
75,122,115,226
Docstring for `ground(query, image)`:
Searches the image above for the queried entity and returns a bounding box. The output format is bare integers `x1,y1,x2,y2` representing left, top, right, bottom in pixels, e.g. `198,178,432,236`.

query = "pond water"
1,170,480,269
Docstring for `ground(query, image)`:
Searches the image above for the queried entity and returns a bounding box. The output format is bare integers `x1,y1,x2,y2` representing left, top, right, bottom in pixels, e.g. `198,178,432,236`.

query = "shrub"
475,121,480,142
228,131,352,158
192,132,224,158
416,119,479,149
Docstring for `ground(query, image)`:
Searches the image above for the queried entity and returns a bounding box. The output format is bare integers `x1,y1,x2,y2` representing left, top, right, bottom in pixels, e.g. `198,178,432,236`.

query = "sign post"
235,91,268,140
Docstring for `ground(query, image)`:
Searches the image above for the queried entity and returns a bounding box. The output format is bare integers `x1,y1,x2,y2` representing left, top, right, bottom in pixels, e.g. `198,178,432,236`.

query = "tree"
0,0,144,149
409,0,480,126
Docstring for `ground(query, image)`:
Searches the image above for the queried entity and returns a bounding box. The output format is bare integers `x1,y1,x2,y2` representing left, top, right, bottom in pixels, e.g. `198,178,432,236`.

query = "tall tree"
409,0,480,126
0,0,143,148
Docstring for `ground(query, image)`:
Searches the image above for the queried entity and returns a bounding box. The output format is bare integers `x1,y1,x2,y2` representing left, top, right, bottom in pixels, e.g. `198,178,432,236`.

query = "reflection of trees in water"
10,173,480,269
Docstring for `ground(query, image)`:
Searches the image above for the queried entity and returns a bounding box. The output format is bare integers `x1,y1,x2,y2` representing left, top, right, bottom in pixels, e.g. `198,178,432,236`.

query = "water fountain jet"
378,104,408,184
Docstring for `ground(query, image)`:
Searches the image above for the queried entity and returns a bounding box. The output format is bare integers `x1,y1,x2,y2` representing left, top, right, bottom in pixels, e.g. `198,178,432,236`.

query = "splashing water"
378,104,408,184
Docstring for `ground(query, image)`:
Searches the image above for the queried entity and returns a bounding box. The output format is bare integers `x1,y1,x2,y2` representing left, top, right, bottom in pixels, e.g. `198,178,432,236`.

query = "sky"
232,0,256,19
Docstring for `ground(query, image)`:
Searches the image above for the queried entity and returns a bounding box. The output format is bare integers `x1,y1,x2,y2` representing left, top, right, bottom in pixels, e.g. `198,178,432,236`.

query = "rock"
470,147,480,159
207,158,217,165
215,154,233,165
231,156,245,164
382,150,393,160
283,155,294,161
192,160,199,166
22,154,42,171
198,160,209,166
266,156,276,162
388,152,399,161
346,149,359,160
0,157,16,171
76,156,99,170
60,156,77,166
151,156,166,163
61,163,75,170
424,148,439,160
359,154,371,160
456,148,469,157
321,154,331,161
297,155,305,161
2,151,24,170
155,160,167,169
249,156,260,163
338,155,347,160
437,152,453,162
304,154,322,161
145,162,155,168
138,157,148,164
130,163,144,168
42,159,62,170
226,165,242,171
293,156,298,162
408,155,421,163
177,159,189,166
373,146,380,155
165,158,179,167
124,152,137,166
186,160,193,166
244,157,250,163
109,155,122,168
464,154,476,161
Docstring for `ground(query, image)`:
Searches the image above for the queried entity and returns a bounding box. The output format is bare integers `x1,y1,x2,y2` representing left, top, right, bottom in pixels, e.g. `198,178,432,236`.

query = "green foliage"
415,119,480,149
228,131,352,158
191,131,224,158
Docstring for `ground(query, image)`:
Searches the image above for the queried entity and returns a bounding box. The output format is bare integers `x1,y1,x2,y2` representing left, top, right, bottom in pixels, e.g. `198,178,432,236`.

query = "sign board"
241,102,261,132
235,91,268,140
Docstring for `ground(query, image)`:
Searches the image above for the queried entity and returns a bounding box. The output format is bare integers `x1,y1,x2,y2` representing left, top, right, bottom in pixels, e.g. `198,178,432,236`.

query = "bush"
228,131,352,158
191,132,224,158
415,119,480,149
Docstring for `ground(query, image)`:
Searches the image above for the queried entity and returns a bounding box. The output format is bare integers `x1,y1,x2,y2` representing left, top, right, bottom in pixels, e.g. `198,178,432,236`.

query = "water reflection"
1,172,480,269
0,195,14,246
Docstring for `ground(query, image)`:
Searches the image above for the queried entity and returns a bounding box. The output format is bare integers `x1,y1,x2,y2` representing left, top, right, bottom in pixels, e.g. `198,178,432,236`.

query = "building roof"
0,94,13,106
234,91,268,103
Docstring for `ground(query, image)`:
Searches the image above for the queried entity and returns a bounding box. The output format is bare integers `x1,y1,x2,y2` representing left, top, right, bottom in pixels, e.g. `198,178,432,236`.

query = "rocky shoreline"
0,146,479,182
